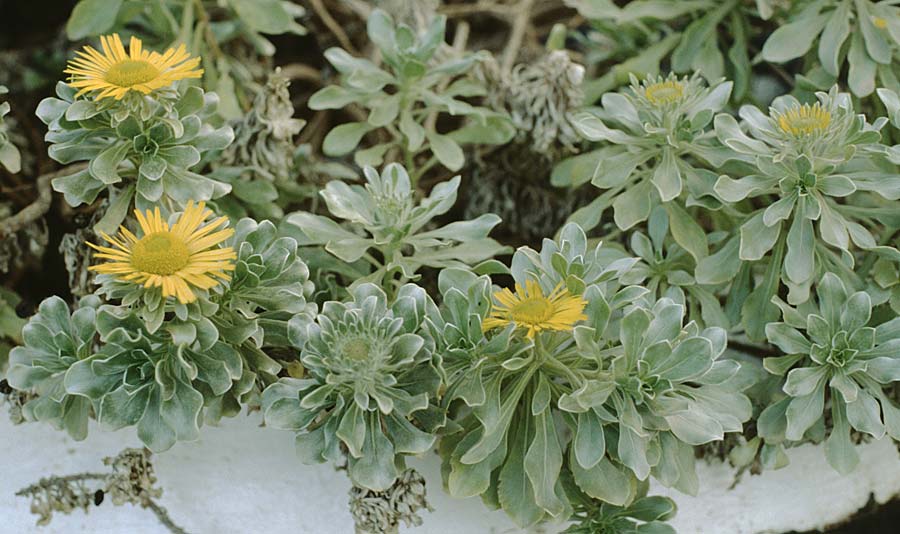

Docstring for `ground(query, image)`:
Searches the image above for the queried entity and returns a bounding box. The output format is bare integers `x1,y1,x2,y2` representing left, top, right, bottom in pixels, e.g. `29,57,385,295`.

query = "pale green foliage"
759,273,900,473
707,86,899,325
566,0,757,102
8,221,316,448
286,163,508,292
760,0,900,96
0,85,21,173
262,283,442,491
7,296,98,440
565,74,733,235
620,206,728,329
309,9,514,177
37,83,234,233
433,224,746,527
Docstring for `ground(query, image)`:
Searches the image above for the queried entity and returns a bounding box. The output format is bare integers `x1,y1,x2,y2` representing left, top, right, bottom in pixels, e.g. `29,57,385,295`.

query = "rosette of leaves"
760,0,900,97
571,297,753,495
620,207,728,329
209,218,317,415
565,73,734,241
563,491,677,534
261,283,442,491
60,304,246,451
758,273,900,473
709,86,899,312
36,83,234,233
0,85,21,173
308,9,514,180
65,0,306,118
6,296,99,440
285,163,507,292
436,224,648,527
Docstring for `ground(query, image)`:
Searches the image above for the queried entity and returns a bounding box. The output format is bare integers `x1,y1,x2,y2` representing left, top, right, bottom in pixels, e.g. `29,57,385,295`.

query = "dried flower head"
348,468,432,534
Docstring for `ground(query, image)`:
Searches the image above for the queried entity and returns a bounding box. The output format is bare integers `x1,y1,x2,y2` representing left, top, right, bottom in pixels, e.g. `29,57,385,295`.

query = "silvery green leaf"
664,202,708,262
714,174,776,203
498,417,543,528
765,323,812,355
818,4,850,76
426,130,465,171
825,398,859,474
762,13,828,62
785,380,825,441
848,28,876,97
322,121,373,156
739,212,780,261
864,357,900,384
845,388,885,438
573,411,606,469
309,85,359,110
763,354,804,376
348,423,398,491
571,454,635,506
524,410,565,516
784,215,815,285
137,388,177,452
613,179,653,230
665,409,724,445
757,397,790,442
783,366,828,397
695,236,741,285
618,425,651,480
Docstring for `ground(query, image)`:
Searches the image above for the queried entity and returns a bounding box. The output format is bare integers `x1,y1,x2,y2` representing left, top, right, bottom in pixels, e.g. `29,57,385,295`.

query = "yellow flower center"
510,296,554,325
777,103,832,136
645,81,684,105
105,59,160,87
131,231,190,275
873,17,888,29
341,338,371,361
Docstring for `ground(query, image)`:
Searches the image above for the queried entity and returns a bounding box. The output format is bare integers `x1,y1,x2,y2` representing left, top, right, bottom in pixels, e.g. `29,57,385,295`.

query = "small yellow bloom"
483,280,588,339
65,34,202,100
88,201,236,303
645,80,684,106
776,103,832,136
873,17,888,30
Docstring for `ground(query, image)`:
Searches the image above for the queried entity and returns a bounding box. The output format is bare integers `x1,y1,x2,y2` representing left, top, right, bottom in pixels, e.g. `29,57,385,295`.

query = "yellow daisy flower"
64,34,203,101
483,279,588,339
87,201,236,303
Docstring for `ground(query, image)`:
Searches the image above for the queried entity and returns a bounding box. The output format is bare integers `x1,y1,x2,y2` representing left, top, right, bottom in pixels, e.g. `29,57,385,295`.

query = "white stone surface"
3,411,900,534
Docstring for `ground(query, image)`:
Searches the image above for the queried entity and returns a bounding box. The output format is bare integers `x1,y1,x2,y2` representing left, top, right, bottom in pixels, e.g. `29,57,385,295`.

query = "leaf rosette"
262,283,441,491
759,273,900,473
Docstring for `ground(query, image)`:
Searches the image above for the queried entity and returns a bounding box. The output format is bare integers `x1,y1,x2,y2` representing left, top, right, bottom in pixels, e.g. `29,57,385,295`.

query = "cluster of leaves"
262,283,442,491
431,225,750,527
567,0,900,100
309,9,515,181
285,163,508,295
760,273,900,473
7,219,315,450
38,83,234,233
6,0,900,532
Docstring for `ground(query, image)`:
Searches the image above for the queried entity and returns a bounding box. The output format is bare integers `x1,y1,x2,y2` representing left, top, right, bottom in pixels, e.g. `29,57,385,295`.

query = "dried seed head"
348,468,432,534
